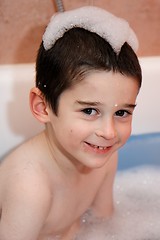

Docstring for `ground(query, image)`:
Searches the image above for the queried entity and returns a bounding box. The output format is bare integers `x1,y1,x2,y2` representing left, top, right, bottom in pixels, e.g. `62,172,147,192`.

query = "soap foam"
76,166,160,240
43,6,138,54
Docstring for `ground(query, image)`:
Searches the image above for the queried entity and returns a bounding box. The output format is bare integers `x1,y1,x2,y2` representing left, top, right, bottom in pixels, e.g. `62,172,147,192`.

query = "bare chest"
43,169,107,236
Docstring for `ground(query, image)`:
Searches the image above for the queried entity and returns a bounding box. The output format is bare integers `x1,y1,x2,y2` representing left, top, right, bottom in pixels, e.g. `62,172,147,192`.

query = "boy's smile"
83,141,112,154
46,70,139,170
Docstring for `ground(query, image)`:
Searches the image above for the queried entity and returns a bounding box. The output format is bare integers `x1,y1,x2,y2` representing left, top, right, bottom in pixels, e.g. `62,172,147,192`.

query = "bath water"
76,166,160,240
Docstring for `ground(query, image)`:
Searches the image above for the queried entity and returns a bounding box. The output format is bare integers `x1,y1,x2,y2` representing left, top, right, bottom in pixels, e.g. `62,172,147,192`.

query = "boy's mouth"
84,142,112,153
87,143,108,150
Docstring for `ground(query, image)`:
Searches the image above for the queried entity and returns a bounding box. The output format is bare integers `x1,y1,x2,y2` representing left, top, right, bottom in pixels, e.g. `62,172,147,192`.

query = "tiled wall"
0,0,160,64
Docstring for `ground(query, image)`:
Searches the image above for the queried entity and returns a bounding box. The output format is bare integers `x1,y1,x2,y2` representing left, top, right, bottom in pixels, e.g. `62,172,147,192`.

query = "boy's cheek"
119,124,132,143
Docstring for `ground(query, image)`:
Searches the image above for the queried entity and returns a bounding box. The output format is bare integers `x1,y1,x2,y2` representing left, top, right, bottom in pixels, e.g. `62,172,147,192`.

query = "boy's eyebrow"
76,100,102,106
123,104,137,109
76,101,137,109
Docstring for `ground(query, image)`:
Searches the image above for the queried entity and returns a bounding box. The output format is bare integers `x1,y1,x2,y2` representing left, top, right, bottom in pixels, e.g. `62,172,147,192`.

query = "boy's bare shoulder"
0,132,52,207
0,138,54,240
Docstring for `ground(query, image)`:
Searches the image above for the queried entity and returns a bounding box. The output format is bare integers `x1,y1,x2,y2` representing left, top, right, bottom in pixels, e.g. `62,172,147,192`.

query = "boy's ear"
29,87,50,123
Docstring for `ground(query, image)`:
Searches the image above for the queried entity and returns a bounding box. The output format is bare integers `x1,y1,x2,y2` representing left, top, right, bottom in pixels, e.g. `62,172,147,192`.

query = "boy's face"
47,71,139,169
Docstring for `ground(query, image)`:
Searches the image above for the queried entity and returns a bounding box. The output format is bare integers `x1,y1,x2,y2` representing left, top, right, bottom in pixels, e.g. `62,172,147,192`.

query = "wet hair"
36,27,142,115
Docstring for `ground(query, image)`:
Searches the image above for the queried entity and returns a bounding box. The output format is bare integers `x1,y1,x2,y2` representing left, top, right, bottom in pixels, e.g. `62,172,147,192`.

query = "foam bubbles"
43,6,138,54
76,166,160,240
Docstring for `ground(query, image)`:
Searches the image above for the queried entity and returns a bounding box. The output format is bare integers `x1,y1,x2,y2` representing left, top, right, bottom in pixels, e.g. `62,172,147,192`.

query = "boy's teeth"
99,146,105,150
91,144,107,150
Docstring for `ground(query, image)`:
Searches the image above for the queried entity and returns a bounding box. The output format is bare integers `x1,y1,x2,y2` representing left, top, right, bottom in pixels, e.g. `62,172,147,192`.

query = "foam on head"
43,6,139,54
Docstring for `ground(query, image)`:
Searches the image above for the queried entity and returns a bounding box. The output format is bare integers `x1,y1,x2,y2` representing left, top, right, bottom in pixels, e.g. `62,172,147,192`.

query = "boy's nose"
95,118,117,140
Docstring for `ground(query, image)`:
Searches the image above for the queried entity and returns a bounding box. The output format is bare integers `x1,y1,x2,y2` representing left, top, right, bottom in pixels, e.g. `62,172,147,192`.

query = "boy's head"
35,6,142,115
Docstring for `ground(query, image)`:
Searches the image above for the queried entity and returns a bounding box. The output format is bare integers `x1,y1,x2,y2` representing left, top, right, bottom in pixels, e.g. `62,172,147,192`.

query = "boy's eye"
82,108,98,116
115,110,131,117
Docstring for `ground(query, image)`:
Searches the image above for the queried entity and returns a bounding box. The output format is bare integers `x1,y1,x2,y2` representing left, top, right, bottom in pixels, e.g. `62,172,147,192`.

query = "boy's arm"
91,151,118,219
0,168,51,240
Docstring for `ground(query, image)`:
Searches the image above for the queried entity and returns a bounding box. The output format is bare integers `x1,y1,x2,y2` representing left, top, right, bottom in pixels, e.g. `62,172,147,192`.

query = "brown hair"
36,27,142,115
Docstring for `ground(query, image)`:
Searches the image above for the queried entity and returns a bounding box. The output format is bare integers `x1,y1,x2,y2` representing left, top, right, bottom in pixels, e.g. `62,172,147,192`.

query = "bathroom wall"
0,0,160,64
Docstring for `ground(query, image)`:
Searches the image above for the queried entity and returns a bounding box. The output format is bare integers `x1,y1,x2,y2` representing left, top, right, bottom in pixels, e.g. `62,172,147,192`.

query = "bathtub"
0,57,160,167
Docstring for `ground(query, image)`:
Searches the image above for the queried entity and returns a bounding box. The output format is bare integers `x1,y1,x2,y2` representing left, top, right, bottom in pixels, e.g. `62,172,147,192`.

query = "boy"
0,6,142,240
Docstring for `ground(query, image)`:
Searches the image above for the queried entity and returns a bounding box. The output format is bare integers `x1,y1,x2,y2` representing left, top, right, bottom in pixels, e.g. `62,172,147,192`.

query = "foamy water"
76,166,160,240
